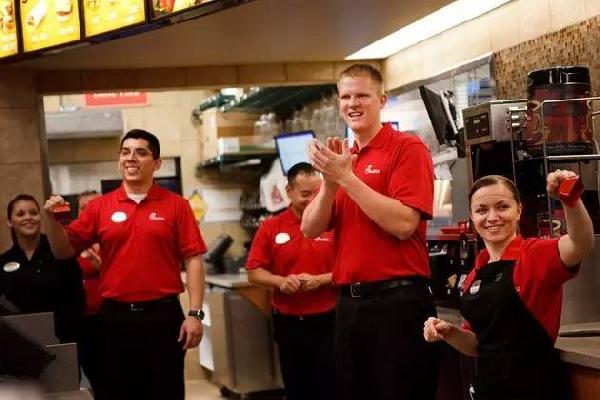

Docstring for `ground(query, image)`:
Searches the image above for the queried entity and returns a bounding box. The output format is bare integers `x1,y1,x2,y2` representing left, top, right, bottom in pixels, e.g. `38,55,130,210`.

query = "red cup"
53,204,71,223
558,176,584,207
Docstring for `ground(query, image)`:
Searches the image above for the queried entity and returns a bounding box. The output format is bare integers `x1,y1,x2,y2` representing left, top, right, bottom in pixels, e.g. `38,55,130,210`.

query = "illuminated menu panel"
83,0,145,38
20,0,80,52
151,0,215,19
0,1,18,58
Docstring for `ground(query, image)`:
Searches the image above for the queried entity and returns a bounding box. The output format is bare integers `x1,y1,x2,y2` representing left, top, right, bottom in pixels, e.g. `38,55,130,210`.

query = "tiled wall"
0,70,46,251
383,0,600,91
493,15,600,99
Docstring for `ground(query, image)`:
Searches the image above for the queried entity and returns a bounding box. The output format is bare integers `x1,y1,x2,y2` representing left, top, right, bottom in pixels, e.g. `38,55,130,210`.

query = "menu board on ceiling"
0,1,18,58
151,0,215,19
19,0,81,52
83,0,146,38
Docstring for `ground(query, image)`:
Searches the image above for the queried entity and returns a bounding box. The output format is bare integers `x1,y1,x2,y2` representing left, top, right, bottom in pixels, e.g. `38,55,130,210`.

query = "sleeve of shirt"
178,199,207,258
245,222,273,271
65,200,99,254
525,238,577,287
387,141,434,220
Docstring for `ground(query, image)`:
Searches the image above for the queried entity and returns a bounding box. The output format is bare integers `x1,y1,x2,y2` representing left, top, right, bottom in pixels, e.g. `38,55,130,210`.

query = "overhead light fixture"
346,0,511,60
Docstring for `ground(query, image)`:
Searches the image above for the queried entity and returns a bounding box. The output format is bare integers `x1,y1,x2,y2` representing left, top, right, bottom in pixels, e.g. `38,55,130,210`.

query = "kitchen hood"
44,109,124,140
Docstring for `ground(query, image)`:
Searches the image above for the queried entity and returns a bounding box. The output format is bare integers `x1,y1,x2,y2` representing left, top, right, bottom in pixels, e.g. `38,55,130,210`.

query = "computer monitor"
274,131,316,175
345,122,399,147
419,86,458,146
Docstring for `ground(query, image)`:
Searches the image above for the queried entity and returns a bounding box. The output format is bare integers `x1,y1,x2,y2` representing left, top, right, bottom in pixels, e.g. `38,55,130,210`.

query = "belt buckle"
130,303,143,312
350,282,361,298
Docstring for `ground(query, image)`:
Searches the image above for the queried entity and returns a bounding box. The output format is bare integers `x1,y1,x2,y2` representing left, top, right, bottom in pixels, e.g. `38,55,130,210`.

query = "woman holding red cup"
424,170,594,400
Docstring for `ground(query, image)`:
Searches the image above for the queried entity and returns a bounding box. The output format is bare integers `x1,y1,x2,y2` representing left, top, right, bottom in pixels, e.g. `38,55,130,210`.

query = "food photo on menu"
25,0,47,30
24,0,73,30
0,1,15,33
55,0,72,22
153,0,208,15
21,0,79,51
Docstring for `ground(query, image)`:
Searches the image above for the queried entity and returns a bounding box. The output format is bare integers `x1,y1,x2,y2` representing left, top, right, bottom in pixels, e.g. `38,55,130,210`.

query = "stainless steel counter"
205,273,253,288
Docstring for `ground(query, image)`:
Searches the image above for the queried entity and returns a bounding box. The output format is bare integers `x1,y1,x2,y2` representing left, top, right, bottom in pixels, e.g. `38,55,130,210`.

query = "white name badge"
469,280,482,295
111,211,128,223
3,261,20,272
275,232,291,244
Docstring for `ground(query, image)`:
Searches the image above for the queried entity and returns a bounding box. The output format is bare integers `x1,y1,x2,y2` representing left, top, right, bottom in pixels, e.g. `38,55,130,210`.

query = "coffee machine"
463,99,527,185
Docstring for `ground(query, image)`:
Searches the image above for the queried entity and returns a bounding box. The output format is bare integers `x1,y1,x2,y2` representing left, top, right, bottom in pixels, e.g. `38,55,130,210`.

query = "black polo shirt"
0,235,85,342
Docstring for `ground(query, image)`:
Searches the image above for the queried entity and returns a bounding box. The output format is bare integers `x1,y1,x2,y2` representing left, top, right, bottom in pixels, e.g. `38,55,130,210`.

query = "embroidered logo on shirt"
275,232,291,244
149,212,166,221
3,261,19,272
111,211,127,223
314,237,330,242
364,164,381,175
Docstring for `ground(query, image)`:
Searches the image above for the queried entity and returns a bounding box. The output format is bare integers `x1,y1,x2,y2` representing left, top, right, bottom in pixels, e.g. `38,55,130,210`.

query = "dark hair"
287,162,317,185
7,194,40,220
120,129,161,159
338,63,384,93
468,175,521,209
6,194,40,243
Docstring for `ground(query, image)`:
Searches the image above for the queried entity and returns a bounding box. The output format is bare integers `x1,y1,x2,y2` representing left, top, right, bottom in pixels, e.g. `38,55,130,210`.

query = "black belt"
272,309,335,322
103,295,178,312
339,277,426,299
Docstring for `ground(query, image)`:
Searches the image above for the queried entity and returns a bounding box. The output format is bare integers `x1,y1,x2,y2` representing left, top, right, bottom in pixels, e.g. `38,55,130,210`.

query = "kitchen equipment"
462,100,526,185
525,66,593,156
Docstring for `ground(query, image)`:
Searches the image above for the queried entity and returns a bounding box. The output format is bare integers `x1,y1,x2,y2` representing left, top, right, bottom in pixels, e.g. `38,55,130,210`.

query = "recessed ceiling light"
346,0,511,60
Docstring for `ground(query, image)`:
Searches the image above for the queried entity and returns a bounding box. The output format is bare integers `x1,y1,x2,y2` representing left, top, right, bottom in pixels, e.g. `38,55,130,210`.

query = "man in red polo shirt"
247,162,336,400
42,129,206,400
302,64,438,399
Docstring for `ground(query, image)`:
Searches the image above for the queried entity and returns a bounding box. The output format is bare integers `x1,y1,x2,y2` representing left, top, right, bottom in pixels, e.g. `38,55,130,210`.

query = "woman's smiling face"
470,183,522,246
8,200,41,239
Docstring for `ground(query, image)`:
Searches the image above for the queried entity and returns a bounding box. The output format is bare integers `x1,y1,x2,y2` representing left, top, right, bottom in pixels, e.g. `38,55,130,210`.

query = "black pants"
95,296,185,400
336,283,440,400
79,314,102,395
273,310,336,400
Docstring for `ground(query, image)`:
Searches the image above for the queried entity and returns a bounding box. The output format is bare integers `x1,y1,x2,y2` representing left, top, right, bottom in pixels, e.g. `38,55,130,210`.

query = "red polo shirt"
66,184,206,302
463,236,576,341
246,208,337,316
330,124,434,284
78,254,102,315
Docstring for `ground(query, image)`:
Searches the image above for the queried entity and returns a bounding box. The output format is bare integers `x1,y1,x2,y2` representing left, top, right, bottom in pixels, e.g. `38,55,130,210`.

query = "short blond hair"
338,63,384,94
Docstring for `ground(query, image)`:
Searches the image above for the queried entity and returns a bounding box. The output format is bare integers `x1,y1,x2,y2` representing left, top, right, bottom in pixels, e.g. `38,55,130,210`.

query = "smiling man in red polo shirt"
303,64,438,400
42,129,206,400
246,162,336,400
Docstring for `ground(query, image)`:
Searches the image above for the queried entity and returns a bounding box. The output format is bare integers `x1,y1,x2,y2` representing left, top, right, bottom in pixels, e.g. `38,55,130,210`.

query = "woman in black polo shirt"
0,194,84,343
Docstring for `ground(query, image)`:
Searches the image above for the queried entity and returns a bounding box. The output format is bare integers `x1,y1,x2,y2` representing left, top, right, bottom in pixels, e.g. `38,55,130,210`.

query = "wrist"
338,171,356,190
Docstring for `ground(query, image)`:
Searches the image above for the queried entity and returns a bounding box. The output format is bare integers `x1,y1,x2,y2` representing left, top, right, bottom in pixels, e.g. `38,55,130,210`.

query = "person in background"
41,129,206,400
76,190,102,396
424,171,594,400
0,194,84,344
302,63,438,400
246,162,337,400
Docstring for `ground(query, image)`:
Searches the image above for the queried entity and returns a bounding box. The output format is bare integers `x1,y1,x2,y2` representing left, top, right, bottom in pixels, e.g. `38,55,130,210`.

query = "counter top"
205,273,253,289
556,322,600,370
